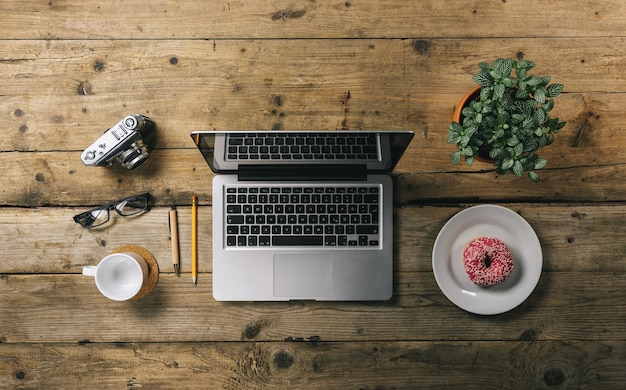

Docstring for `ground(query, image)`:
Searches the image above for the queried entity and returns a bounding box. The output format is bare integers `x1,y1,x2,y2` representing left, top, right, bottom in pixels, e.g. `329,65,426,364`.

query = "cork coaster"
112,245,159,300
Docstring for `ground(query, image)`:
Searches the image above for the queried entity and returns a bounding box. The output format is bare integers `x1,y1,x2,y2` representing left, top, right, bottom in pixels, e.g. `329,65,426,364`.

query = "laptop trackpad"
273,254,333,298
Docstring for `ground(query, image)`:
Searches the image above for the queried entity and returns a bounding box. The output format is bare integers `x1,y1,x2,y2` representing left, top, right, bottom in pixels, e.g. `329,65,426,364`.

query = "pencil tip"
173,264,179,276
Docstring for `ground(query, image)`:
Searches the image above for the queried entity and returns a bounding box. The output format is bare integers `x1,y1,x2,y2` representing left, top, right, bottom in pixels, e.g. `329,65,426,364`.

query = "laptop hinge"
238,164,368,181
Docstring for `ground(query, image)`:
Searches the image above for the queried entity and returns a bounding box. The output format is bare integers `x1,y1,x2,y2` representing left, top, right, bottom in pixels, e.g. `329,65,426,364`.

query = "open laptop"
191,130,414,301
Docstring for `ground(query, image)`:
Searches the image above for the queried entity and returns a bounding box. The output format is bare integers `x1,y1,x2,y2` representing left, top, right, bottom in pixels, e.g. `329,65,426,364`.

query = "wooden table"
2,1,626,388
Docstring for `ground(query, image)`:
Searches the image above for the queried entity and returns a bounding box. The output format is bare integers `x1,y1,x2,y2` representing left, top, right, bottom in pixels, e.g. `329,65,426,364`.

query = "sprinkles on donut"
463,237,514,287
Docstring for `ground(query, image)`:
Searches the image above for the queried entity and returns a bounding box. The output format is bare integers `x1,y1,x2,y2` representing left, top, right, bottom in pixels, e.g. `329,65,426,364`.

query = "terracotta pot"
453,86,494,163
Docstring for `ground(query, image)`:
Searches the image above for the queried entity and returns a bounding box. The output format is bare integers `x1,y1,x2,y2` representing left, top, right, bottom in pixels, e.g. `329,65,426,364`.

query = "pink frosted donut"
463,237,514,287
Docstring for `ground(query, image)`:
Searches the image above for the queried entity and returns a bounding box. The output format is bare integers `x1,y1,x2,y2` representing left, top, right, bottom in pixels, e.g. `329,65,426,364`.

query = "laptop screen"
191,131,413,174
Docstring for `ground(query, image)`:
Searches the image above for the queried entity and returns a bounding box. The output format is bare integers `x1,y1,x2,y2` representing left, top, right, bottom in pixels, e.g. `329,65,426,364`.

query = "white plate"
432,205,542,315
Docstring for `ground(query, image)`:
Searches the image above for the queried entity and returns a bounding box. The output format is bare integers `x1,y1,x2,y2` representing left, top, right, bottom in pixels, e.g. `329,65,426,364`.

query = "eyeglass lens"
73,194,150,228
76,209,110,228
116,197,148,216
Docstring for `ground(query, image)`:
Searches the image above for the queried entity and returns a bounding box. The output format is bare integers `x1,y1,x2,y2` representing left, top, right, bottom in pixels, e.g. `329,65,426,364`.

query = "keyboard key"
227,205,241,213
227,215,244,224
273,236,324,246
224,184,381,249
364,195,379,203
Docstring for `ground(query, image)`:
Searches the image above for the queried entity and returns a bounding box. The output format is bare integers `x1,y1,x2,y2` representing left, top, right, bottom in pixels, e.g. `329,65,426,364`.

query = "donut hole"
483,254,492,268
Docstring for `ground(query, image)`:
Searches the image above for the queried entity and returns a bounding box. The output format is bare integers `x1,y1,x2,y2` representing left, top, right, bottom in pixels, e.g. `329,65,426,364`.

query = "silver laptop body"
191,130,413,301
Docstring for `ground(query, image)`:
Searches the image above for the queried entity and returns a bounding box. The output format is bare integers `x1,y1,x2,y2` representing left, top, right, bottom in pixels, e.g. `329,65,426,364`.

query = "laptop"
191,130,414,301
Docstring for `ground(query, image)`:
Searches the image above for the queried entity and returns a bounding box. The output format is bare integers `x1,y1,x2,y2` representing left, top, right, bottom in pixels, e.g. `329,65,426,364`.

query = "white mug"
82,252,149,301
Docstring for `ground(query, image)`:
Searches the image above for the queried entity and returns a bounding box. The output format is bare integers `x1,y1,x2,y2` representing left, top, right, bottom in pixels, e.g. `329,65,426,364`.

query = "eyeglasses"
73,193,151,228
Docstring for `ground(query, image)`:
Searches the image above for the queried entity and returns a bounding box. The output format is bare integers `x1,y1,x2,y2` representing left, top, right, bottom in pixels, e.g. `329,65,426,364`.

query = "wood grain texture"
2,38,623,150
2,0,626,388
2,0,624,39
2,150,626,206
1,341,624,389
0,204,623,274
1,272,625,343
2,36,624,206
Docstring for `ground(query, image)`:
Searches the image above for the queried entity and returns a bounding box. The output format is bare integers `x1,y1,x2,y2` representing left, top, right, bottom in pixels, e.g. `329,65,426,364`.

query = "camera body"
81,114,156,170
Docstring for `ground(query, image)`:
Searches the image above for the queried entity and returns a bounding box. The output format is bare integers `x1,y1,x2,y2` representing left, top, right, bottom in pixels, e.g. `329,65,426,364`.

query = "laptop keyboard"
226,132,380,161
224,184,381,248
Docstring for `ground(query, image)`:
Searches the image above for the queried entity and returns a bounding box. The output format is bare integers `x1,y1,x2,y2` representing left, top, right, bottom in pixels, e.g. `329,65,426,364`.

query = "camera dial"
124,116,138,130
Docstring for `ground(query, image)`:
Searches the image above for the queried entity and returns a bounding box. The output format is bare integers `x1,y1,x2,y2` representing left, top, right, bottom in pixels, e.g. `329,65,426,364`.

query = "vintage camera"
80,114,156,170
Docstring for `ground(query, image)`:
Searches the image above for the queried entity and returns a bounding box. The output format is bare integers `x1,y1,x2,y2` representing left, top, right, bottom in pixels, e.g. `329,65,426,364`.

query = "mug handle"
82,266,97,276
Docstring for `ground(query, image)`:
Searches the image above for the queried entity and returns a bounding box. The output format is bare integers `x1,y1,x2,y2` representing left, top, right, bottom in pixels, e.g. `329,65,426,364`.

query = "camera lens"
118,140,150,170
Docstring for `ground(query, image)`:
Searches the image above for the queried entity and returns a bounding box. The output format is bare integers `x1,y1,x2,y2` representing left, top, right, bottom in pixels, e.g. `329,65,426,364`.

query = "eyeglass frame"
73,192,151,229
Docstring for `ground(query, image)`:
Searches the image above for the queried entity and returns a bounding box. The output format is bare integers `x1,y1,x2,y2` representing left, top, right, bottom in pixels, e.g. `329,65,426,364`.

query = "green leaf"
502,158,515,170
507,136,520,146
473,72,493,87
489,147,502,159
534,108,546,124
503,77,516,88
522,117,535,129
534,158,548,169
528,171,540,182
490,69,503,80
524,138,539,152
516,60,536,71
546,83,564,97
515,100,533,115
466,155,475,167
512,160,524,177
451,151,462,165
543,99,554,112
495,58,513,77
534,89,546,103
465,127,477,139
461,146,473,156
494,83,505,100
448,121,461,132
478,62,491,72
461,107,475,118
527,76,543,86
479,87,491,101
447,132,462,144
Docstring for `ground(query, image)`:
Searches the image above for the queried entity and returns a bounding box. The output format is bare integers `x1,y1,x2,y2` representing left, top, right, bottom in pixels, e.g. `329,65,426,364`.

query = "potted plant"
447,58,566,182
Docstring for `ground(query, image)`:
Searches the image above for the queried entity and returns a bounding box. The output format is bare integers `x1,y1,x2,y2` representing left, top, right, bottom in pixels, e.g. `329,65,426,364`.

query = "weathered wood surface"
2,341,625,389
3,1,624,39
0,204,622,274
2,0,626,388
2,272,626,343
3,36,625,204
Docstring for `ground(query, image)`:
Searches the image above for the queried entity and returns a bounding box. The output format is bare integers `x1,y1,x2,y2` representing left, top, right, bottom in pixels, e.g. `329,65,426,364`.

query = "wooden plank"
2,37,623,188
1,272,625,343
2,150,626,205
1,340,623,389
4,37,618,99
0,205,624,274
1,1,623,39
0,150,213,207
